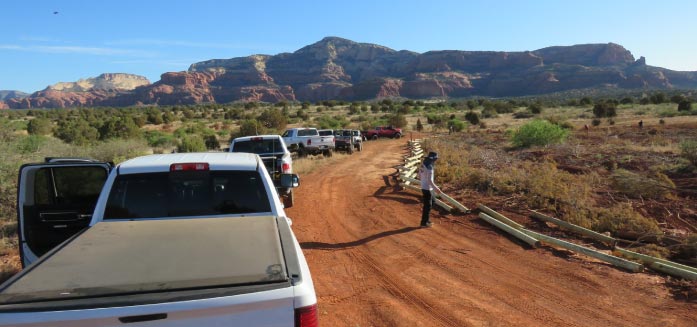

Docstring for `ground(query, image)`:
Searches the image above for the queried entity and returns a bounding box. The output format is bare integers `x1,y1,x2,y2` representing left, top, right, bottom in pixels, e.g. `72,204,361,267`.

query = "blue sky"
2,0,696,93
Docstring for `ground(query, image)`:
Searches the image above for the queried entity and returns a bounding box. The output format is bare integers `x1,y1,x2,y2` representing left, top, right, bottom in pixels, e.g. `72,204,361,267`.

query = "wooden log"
522,229,644,273
479,213,540,248
477,204,525,229
530,211,616,246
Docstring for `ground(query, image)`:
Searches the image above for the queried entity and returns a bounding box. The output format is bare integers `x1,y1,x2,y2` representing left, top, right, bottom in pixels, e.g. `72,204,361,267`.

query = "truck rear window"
297,129,318,136
232,139,284,154
104,171,271,219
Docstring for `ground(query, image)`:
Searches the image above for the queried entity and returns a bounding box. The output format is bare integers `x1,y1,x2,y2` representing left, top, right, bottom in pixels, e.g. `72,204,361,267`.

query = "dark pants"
421,189,433,225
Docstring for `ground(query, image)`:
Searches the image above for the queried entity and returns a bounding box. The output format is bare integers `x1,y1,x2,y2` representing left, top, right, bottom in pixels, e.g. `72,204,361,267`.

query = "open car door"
17,159,111,267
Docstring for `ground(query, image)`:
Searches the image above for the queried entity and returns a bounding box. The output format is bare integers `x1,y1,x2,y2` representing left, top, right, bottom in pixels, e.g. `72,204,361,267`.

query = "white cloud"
110,59,193,67
0,44,157,57
0,45,23,50
106,38,282,51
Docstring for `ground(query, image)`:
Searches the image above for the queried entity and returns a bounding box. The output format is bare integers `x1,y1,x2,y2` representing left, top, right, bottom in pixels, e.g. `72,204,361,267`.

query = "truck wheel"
283,190,294,208
372,135,378,140
393,133,402,139
348,146,354,154
323,149,333,157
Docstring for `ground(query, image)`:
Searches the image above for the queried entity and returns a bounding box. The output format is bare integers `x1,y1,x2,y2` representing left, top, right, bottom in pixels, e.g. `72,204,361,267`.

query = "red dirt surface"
286,137,697,327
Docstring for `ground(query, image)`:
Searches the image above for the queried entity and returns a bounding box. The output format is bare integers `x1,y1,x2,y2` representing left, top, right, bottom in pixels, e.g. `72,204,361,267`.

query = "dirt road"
286,137,696,327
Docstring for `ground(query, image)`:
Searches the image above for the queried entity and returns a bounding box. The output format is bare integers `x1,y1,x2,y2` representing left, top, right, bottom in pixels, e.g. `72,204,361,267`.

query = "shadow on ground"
300,227,420,250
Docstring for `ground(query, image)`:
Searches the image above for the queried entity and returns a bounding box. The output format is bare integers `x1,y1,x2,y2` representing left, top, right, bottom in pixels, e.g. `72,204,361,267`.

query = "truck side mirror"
280,174,300,188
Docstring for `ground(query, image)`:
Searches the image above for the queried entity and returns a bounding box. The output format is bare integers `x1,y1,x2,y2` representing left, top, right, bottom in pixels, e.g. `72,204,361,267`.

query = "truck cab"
229,135,295,207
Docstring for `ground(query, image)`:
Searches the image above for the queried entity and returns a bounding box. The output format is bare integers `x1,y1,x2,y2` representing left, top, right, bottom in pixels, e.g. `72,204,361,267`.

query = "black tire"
393,133,402,139
282,190,294,208
348,146,354,154
372,135,378,140
323,149,333,157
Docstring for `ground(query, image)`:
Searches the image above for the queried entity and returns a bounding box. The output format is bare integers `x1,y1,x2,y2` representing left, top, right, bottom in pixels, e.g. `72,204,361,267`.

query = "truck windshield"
104,171,271,219
232,139,283,154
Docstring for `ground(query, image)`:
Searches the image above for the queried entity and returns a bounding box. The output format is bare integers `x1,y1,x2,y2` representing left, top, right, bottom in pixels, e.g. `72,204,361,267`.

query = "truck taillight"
295,304,318,327
307,139,312,145
282,162,291,173
170,163,209,171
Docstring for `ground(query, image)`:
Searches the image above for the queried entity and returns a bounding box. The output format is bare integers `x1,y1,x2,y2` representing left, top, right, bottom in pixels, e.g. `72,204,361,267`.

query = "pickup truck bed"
0,216,290,310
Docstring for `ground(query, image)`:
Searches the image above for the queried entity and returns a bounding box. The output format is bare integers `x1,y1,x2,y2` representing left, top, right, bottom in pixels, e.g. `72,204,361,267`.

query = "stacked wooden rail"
396,139,697,280
480,204,697,280
397,140,469,213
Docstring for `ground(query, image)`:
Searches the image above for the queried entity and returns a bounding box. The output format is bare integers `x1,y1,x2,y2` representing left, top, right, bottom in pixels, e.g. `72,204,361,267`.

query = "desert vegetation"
1,90,697,282
420,92,697,262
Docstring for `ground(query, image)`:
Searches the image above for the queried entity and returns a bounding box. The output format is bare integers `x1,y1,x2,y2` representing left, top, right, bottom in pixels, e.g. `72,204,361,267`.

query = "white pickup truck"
0,153,317,326
230,135,295,207
282,128,334,157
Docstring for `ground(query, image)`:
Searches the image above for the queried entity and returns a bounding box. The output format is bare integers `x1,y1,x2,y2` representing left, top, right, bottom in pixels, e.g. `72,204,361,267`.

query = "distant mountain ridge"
2,73,150,109
3,37,697,109
0,90,28,101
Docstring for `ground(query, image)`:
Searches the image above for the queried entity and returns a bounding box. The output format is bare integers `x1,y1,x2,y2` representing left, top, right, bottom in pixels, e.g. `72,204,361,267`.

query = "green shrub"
55,119,99,145
592,102,617,118
26,118,53,135
204,135,220,150
481,107,498,118
464,111,480,125
177,135,206,153
99,117,142,140
448,119,467,132
388,114,407,128
16,135,46,154
88,139,150,163
528,103,543,114
258,108,287,132
677,100,692,112
510,120,569,148
611,169,675,200
679,140,697,166
145,130,177,148
315,115,348,129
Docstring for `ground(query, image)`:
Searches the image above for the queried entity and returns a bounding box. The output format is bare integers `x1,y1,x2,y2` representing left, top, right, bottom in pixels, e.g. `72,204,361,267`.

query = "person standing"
419,151,442,227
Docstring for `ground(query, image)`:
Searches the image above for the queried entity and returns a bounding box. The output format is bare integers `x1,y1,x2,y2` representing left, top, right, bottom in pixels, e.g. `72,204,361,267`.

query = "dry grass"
611,169,676,200
423,125,673,239
292,152,351,175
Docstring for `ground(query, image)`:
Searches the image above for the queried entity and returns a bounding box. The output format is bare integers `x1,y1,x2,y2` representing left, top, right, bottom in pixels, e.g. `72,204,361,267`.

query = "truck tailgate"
0,287,295,326
0,216,298,326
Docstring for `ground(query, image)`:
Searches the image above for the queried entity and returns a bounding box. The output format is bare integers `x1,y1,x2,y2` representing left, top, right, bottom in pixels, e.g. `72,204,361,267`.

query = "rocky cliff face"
5,73,150,109
7,38,697,108
47,73,150,92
